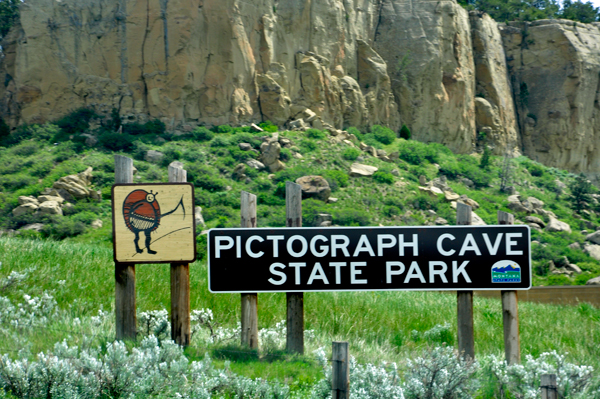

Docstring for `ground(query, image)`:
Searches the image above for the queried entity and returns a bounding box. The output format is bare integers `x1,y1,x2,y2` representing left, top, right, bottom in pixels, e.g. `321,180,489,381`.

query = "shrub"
30,160,54,178
54,108,97,135
569,173,593,213
279,147,292,162
399,124,411,140
306,128,327,140
302,199,328,226
383,205,402,217
346,126,362,140
373,171,394,184
203,205,235,222
0,174,36,191
11,141,40,156
122,119,166,136
342,147,361,161
411,194,439,212
300,140,317,153
42,218,87,239
371,125,396,145
479,146,492,169
333,208,370,226
214,125,233,134
192,126,214,141
323,170,349,190
210,136,230,147
97,132,136,152
397,141,440,165
258,120,278,133
194,174,228,192
439,161,461,179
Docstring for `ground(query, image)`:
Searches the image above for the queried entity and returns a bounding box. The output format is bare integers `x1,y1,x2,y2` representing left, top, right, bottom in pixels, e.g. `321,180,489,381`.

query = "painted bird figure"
122,189,184,255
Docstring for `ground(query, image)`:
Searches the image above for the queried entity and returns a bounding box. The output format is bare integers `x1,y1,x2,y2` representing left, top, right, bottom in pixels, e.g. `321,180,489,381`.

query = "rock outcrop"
501,20,600,178
0,0,399,132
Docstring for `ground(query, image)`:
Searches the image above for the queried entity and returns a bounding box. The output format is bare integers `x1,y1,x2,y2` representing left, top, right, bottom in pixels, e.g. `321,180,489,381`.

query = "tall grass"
2,236,600,372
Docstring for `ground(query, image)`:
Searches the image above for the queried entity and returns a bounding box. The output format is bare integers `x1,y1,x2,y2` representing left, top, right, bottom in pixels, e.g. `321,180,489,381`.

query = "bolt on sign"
208,226,531,293
112,183,196,263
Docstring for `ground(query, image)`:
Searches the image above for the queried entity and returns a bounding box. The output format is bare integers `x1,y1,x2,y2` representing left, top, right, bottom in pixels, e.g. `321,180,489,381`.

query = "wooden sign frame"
112,183,196,264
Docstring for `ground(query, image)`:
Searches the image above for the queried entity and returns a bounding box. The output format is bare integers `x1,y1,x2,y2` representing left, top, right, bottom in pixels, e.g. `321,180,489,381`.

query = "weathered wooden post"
240,191,259,349
498,210,520,364
332,341,349,399
456,202,475,359
286,181,304,354
114,154,137,340
169,163,191,346
541,374,558,399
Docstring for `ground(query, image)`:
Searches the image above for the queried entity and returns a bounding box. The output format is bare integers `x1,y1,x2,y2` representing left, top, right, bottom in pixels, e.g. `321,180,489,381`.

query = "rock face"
3,1,600,180
501,20,600,178
0,0,399,132
469,11,520,155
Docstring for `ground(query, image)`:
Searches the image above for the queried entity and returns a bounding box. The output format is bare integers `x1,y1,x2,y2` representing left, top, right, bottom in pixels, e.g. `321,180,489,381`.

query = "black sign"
208,226,531,293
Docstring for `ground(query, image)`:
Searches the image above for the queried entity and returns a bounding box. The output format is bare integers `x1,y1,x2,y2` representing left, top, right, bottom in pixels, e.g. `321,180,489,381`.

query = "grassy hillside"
0,110,599,287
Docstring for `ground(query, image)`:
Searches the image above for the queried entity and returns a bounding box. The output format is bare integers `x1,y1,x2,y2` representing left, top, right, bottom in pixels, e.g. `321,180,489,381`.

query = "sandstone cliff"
501,19,600,175
3,0,600,178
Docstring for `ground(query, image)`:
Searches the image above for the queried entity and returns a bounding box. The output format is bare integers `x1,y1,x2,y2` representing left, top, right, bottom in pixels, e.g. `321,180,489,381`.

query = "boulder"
232,164,247,181
585,230,600,245
435,217,449,225
419,186,444,198
419,175,428,186
471,212,487,226
91,219,103,229
315,213,333,227
295,176,331,202
430,176,451,192
19,223,44,232
52,167,96,200
528,223,542,231
38,201,63,216
565,264,582,274
545,217,572,233
584,244,600,261
461,178,475,188
239,143,252,151
507,200,532,214
444,191,460,201
37,195,65,205
195,206,206,228
18,196,39,206
12,203,38,217
246,159,265,170
586,276,600,285
145,150,165,163
527,197,544,210
350,163,378,177
460,197,480,210
567,242,580,250
525,216,545,228
260,137,285,172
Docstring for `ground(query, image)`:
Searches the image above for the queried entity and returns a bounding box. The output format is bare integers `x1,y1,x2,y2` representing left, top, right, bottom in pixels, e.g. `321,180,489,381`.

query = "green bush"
323,170,349,190
373,171,394,184
300,140,317,153
11,141,40,156
371,125,396,145
399,124,411,140
439,161,461,179
397,141,440,165
258,121,278,133
411,194,439,211
0,174,36,191
302,199,328,227
192,127,214,141
210,136,230,148
214,125,233,134
547,274,572,286
193,174,228,192
97,132,136,152
342,147,361,161
279,148,292,162
30,160,54,178
42,218,87,239
306,129,327,140
55,108,97,135
333,208,371,226
383,205,402,217
203,205,235,222
346,127,362,140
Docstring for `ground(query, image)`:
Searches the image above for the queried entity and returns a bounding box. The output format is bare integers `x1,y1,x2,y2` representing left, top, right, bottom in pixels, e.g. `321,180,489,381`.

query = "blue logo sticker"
492,260,521,283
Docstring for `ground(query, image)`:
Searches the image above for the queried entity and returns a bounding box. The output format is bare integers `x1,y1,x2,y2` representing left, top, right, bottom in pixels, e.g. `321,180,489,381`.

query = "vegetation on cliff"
459,0,600,23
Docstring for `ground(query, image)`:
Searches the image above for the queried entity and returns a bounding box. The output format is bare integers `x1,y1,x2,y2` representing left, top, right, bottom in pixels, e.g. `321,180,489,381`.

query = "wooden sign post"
240,191,259,349
112,177,196,345
169,163,191,346
114,155,137,340
456,202,475,359
285,181,304,354
498,210,521,364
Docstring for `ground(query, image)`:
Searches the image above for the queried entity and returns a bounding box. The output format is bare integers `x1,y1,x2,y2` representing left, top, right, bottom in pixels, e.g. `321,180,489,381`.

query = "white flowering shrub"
402,345,479,399
0,336,290,398
0,292,57,332
137,309,170,340
309,347,405,399
482,351,599,399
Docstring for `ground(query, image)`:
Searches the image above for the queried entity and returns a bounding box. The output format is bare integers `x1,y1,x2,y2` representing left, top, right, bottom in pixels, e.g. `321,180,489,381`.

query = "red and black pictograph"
122,189,185,255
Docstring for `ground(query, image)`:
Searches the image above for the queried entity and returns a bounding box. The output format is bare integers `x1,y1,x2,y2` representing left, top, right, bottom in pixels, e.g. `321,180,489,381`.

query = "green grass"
2,236,600,376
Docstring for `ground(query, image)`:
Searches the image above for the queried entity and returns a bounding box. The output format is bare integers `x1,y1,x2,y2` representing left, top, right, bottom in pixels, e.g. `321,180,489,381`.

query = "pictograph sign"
112,183,196,264
208,225,531,293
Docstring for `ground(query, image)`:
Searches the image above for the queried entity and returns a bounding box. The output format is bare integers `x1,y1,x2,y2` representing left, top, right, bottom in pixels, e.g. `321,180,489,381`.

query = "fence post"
332,341,349,399
169,163,191,346
456,202,475,359
241,191,259,349
541,374,558,399
286,181,304,354
498,211,520,364
114,154,137,340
